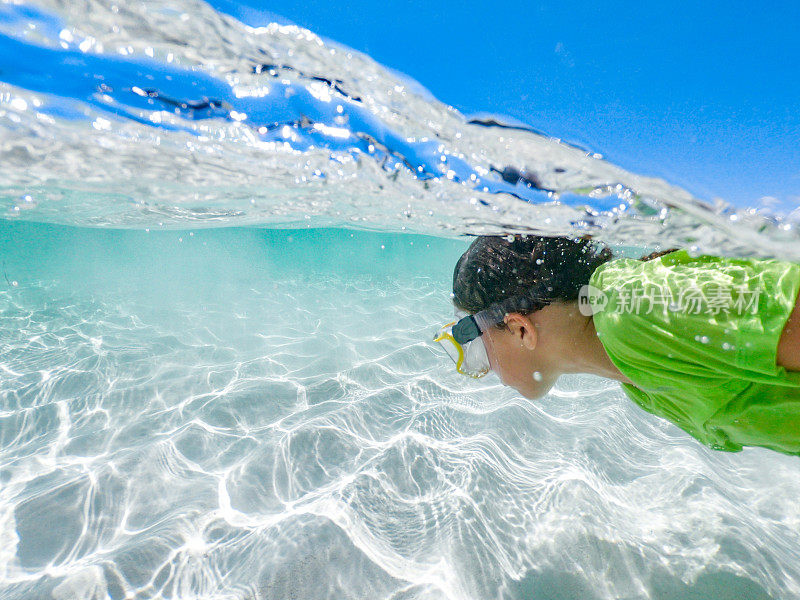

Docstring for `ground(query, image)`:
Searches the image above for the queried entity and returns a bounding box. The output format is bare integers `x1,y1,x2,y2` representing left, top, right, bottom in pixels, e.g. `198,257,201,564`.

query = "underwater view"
1,1,799,599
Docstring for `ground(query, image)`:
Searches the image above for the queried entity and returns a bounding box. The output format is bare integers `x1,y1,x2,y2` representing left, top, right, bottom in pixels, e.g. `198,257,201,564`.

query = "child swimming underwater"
434,235,800,456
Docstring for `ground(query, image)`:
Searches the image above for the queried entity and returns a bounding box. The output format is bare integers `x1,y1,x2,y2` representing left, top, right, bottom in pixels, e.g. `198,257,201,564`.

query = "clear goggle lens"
433,321,491,378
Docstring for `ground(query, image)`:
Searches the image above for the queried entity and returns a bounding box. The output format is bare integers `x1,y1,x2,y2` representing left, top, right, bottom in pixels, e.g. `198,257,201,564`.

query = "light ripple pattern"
0,224,799,599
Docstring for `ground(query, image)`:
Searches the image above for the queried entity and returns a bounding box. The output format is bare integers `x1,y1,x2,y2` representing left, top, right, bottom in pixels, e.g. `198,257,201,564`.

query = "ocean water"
1,2,800,600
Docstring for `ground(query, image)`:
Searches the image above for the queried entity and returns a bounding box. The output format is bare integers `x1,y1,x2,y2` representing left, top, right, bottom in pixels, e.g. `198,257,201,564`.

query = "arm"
777,289,800,371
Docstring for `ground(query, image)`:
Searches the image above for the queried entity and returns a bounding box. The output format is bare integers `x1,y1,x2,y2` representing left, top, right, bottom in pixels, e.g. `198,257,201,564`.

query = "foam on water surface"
0,0,798,258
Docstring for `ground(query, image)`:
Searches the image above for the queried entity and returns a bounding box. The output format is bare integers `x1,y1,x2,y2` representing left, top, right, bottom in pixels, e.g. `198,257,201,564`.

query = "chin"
517,388,544,401
515,383,553,401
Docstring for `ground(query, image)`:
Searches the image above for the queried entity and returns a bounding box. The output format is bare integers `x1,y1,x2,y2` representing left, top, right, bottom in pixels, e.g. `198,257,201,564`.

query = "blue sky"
210,1,800,211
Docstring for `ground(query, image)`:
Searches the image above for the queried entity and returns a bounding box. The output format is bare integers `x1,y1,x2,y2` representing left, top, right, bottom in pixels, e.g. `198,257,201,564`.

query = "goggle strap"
452,315,481,345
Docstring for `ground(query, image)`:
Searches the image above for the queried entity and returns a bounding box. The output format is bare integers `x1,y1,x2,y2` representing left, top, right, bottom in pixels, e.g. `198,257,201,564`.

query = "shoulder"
592,248,800,384
589,249,687,288
591,248,800,294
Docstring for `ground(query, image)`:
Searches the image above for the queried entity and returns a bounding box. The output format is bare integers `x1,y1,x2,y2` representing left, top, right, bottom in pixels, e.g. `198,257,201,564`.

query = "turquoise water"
2,1,800,598
2,221,800,599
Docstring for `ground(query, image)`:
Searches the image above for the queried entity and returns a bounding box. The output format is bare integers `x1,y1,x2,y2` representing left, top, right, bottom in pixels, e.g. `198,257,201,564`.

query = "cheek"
487,337,528,386
500,362,531,388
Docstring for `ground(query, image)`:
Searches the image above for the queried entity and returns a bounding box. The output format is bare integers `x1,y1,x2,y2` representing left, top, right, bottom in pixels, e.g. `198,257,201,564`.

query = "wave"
0,0,798,258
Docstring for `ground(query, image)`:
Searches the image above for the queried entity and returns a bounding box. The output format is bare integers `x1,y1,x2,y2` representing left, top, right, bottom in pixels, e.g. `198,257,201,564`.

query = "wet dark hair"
452,234,678,325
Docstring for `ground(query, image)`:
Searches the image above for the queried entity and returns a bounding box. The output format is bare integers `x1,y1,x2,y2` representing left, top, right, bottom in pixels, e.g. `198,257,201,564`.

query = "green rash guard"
588,249,800,456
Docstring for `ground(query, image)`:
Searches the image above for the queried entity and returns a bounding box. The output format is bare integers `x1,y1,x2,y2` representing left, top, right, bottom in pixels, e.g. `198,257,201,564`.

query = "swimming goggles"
433,309,500,378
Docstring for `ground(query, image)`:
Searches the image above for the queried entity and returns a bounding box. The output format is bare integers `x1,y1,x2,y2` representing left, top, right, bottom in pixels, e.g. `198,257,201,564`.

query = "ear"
503,313,538,351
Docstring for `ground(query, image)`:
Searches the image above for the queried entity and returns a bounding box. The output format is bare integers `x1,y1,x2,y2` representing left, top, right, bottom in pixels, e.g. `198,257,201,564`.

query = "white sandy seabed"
0,222,798,600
